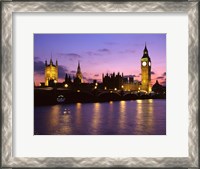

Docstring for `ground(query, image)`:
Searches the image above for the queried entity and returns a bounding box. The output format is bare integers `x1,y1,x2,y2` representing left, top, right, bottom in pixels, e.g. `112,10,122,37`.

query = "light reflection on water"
119,101,126,132
34,99,166,135
136,99,154,134
75,103,82,128
91,103,101,134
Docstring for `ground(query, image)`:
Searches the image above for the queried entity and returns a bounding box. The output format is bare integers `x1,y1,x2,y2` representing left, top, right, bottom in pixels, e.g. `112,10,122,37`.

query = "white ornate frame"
1,1,199,168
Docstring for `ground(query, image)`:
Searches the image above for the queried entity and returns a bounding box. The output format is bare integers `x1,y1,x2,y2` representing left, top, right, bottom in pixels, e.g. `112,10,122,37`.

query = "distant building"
64,74,72,85
74,61,83,85
102,44,152,92
102,72,123,90
123,75,134,84
123,75,141,91
102,73,140,91
44,58,58,86
152,80,166,94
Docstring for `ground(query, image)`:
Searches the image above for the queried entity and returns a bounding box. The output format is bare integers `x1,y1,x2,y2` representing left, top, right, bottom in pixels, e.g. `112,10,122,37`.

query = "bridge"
34,87,159,106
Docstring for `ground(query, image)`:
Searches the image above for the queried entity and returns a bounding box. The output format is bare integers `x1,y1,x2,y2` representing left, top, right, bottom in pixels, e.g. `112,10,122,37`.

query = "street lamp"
54,80,57,88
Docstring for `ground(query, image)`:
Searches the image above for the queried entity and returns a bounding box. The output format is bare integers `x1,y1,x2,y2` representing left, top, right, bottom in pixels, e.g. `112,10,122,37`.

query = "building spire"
144,42,147,50
76,60,83,83
77,60,81,72
143,42,148,55
50,52,53,64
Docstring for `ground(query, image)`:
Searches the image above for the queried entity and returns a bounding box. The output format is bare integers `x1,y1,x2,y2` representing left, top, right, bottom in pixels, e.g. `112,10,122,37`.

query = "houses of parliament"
40,44,153,93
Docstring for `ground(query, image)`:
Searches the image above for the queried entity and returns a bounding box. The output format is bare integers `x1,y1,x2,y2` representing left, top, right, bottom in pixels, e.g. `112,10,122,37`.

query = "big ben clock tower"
141,44,151,92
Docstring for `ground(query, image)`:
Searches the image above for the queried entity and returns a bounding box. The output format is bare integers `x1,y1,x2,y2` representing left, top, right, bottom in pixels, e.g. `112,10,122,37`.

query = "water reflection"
34,99,166,135
147,99,154,133
136,100,143,104
48,105,60,128
135,99,154,134
108,101,114,129
91,103,101,134
75,103,82,128
136,100,143,133
118,101,126,133
59,112,72,134
148,99,153,103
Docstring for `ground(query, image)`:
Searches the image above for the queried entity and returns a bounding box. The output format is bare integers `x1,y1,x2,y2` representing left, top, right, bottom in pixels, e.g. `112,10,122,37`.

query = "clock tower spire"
141,43,151,92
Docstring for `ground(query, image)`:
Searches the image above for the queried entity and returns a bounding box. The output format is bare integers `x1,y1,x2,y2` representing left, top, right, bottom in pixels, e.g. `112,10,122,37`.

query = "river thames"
34,99,166,135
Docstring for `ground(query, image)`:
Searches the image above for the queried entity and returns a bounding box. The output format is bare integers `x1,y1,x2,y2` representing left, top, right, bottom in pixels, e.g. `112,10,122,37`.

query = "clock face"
142,61,147,66
149,62,151,66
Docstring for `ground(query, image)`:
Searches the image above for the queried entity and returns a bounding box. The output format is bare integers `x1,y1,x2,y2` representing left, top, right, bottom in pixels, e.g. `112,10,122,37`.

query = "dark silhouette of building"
64,74,72,84
102,72,123,90
152,80,166,94
102,73,141,91
74,61,83,85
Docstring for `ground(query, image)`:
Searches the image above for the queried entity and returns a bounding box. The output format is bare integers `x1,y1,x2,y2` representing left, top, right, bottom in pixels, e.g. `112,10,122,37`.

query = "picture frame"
1,1,199,168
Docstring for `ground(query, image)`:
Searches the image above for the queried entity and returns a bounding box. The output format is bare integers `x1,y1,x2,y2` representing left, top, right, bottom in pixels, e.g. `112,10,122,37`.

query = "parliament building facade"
41,44,152,93
102,44,152,93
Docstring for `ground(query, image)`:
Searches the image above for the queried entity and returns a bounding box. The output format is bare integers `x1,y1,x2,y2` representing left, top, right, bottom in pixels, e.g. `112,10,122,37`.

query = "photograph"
34,34,166,135
1,0,198,167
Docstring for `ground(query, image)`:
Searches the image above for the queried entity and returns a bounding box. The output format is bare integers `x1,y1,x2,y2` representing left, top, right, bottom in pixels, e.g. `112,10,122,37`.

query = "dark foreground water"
34,99,166,135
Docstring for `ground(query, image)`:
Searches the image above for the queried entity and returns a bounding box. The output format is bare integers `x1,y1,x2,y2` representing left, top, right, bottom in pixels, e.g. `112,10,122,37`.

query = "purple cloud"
94,74,99,77
119,49,136,54
157,76,164,79
58,65,68,79
34,61,45,75
70,70,76,74
58,53,81,61
86,51,101,56
98,48,110,53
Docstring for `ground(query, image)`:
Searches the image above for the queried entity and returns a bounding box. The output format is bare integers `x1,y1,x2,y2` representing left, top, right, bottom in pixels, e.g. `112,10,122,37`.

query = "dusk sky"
34,34,166,86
